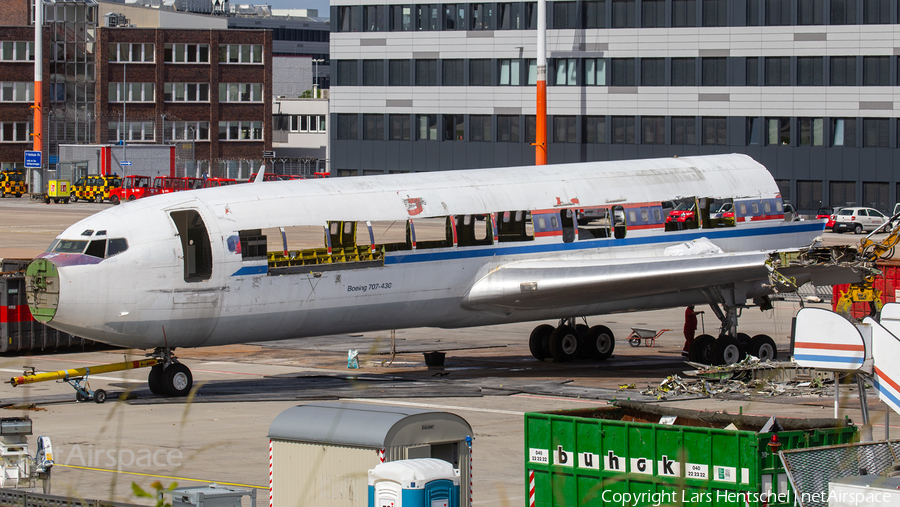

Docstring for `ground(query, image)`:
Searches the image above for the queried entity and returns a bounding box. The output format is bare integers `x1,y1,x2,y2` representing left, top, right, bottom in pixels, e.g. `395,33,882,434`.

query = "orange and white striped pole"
268,439,274,507
529,470,536,507
534,0,547,166
32,0,43,156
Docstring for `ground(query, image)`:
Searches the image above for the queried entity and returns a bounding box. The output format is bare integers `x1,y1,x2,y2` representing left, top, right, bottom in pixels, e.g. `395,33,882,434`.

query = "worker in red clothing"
683,305,703,356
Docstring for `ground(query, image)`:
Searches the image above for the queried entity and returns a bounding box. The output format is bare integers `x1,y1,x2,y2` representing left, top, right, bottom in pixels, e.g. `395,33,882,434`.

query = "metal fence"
0,489,139,507
780,439,900,507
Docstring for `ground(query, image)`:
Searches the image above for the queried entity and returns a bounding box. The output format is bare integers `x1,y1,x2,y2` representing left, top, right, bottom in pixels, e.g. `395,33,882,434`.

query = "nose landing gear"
148,348,194,397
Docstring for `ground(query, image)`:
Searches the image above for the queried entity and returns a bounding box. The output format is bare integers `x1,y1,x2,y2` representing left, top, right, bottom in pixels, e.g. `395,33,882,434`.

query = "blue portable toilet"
368,458,460,507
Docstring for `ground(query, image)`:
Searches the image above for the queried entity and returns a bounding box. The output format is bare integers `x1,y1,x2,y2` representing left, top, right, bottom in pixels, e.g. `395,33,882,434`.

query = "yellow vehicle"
71,174,121,203
46,179,70,204
0,170,26,198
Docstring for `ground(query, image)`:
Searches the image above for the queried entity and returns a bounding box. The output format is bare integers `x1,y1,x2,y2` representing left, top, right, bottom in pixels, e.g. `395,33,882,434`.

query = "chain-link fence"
780,439,900,507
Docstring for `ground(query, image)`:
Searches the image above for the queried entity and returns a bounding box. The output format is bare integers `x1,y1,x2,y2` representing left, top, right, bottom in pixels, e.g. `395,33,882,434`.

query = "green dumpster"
524,400,858,507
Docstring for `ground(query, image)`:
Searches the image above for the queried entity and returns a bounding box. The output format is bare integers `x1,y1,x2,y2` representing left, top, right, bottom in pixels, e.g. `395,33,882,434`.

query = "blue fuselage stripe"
794,353,864,365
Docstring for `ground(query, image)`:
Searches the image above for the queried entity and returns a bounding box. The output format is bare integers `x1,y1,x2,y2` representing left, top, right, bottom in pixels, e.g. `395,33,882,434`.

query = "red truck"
109,175,159,205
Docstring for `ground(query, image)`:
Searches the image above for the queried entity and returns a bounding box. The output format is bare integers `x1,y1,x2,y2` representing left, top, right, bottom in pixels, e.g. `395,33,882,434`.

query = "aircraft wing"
461,252,771,312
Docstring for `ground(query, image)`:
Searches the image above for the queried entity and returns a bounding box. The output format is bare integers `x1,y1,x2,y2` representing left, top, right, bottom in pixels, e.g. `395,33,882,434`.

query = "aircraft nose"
25,258,60,323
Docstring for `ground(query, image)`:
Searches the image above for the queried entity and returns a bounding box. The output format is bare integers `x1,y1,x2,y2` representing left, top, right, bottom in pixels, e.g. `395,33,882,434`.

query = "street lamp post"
312,58,324,97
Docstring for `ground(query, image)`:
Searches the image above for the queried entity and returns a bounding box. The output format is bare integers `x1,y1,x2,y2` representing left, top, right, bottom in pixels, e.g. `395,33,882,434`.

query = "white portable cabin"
267,402,473,507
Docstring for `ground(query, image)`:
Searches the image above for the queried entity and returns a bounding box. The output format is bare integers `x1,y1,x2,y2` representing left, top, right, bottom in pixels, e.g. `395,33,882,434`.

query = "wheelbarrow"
627,327,671,347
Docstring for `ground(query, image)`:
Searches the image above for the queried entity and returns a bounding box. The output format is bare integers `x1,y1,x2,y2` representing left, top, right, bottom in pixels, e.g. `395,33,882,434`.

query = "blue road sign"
24,151,41,168
120,161,132,166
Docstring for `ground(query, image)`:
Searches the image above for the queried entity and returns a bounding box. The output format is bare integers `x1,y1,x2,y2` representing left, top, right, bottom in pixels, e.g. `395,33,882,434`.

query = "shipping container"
524,401,857,507
832,259,900,319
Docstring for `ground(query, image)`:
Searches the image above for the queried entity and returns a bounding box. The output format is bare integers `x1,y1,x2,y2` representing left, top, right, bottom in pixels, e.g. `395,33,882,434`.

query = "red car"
818,207,840,228
109,175,159,205
665,202,696,223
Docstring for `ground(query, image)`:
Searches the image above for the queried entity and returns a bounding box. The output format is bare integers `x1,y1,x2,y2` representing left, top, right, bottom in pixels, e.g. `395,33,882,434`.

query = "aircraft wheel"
713,335,746,365
93,389,107,404
584,325,615,361
548,325,579,362
528,325,554,361
162,363,193,397
854,224,863,234
147,364,165,395
110,195,120,205
736,333,751,347
688,334,716,364
748,334,778,361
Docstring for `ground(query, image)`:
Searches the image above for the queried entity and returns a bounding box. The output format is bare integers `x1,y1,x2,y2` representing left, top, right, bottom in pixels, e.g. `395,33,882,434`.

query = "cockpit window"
81,230,94,236
85,239,106,258
45,239,59,252
107,238,128,257
53,240,88,253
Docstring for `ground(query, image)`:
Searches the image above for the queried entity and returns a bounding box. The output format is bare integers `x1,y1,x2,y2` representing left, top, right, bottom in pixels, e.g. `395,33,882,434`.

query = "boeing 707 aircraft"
23,154,849,396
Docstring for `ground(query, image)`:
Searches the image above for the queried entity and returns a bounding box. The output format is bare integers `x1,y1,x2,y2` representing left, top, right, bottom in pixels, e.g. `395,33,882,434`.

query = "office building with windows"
331,0,900,212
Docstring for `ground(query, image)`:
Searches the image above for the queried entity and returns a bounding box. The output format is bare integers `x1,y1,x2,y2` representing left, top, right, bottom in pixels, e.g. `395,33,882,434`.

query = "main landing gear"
688,299,778,366
528,318,615,362
147,348,194,397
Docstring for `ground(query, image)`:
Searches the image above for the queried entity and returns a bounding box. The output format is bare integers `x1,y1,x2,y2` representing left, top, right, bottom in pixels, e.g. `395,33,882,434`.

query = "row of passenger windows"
335,56,900,87
335,0,900,32
335,114,900,148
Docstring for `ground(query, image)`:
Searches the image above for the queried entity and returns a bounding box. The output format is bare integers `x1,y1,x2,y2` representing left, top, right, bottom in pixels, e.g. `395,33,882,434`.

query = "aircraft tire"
736,333,751,346
528,325,554,361
688,334,716,364
748,334,778,361
574,324,590,358
713,335,746,365
162,363,193,397
548,325,579,362
148,364,165,395
585,325,615,361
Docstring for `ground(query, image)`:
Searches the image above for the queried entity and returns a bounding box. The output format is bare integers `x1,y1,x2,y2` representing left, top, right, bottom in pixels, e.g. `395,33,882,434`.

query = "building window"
831,0,858,25
863,182,889,211
553,2,578,28
797,57,823,86
0,122,32,142
417,114,438,140
339,6,358,31
417,4,439,30
642,117,664,144
109,82,154,102
0,82,34,102
864,0,891,23
672,117,696,145
702,117,726,145
642,0,665,27
747,0,761,25
554,59,577,85
799,118,824,146
672,58,696,86
416,60,437,86
833,118,857,147
553,116,576,143
499,59,520,85
364,5,385,31
389,60,410,86
702,0,727,26
584,116,606,143
611,58,635,86
641,58,665,86
864,56,890,86
765,57,790,86
391,5,412,30
164,43,210,63
362,60,384,86
363,114,383,140
612,0,636,28
218,44,263,64
498,115,519,142
798,180,823,211
498,3,518,29
109,121,154,142
525,115,537,143
798,0,824,24
584,0,607,28
337,114,358,140
673,0,697,27
766,117,790,146
444,114,464,140
0,41,34,62
765,0,790,25
470,115,492,141
337,61,359,86
527,59,537,85
830,181,856,208
831,56,857,86
585,59,607,86
443,4,466,29
471,3,493,29
108,43,154,62
470,59,492,86
745,57,759,85
163,121,210,142
747,117,761,144
775,180,791,204
163,83,208,102
218,83,263,102
701,58,726,86
218,121,262,141
612,116,635,143
390,114,411,140
864,118,890,147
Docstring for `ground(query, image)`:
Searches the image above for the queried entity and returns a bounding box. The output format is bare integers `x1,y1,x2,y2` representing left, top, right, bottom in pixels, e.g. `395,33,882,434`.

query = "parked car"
832,207,888,234
783,203,799,221
709,201,735,226
819,207,842,228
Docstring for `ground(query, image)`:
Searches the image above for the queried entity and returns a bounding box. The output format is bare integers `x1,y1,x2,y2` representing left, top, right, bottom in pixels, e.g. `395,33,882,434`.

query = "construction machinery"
834,211,900,318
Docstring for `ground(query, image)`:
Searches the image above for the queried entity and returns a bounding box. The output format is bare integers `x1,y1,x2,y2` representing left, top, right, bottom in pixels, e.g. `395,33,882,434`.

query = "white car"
832,207,888,234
